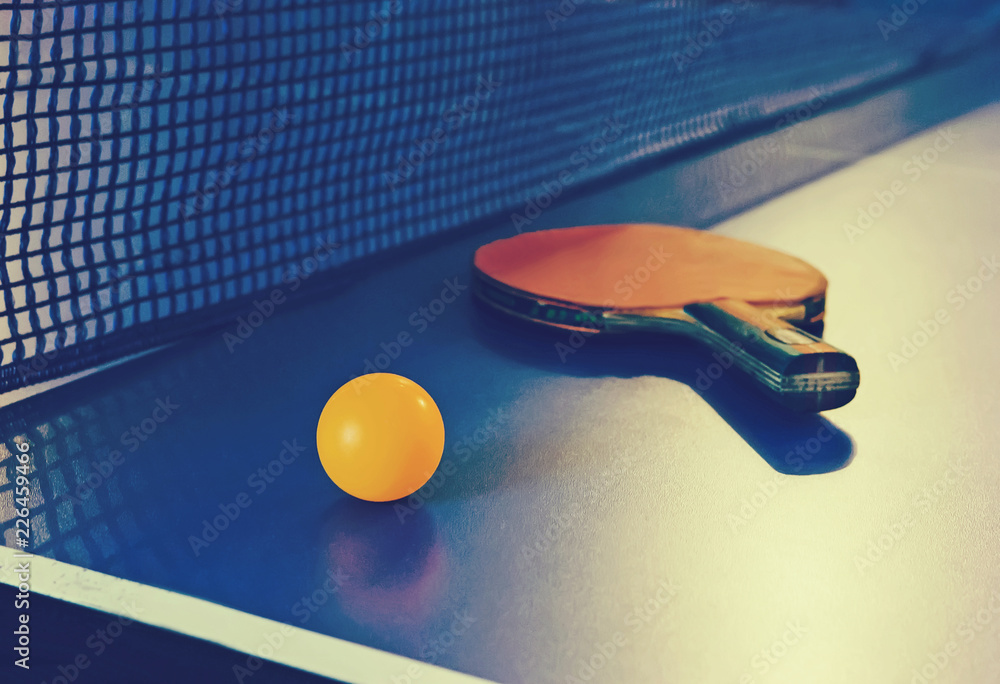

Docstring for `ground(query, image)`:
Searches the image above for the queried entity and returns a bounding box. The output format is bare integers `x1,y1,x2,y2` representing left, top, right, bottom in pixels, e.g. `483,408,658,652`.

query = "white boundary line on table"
0,546,498,684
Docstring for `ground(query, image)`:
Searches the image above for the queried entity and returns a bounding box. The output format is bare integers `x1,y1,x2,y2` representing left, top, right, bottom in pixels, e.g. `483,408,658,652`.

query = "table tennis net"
2,0,999,393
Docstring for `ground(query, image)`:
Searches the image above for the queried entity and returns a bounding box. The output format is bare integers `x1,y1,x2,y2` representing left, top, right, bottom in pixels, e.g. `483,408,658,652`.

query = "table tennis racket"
472,223,859,412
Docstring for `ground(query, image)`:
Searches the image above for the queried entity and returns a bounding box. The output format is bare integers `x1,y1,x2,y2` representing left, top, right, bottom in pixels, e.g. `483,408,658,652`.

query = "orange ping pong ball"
316,373,445,502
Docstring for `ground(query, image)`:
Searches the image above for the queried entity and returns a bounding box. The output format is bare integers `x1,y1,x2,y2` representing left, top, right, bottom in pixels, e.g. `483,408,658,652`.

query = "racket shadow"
471,301,855,475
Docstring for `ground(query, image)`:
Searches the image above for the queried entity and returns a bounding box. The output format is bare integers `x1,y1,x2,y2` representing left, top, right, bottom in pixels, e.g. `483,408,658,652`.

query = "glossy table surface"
3,51,1000,684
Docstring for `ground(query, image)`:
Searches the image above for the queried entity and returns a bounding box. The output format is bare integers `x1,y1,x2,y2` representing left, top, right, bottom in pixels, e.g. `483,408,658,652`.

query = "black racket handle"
684,299,860,412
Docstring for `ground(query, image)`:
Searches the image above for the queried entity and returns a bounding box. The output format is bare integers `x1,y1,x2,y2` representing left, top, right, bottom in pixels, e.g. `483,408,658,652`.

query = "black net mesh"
1,0,998,392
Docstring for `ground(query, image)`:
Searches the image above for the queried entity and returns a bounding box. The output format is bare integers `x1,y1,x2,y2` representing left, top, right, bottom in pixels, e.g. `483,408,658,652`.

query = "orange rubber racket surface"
473,223,826,310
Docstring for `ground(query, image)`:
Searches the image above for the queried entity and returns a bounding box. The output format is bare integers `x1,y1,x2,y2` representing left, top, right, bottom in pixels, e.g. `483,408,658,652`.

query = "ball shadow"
317,497,451,640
